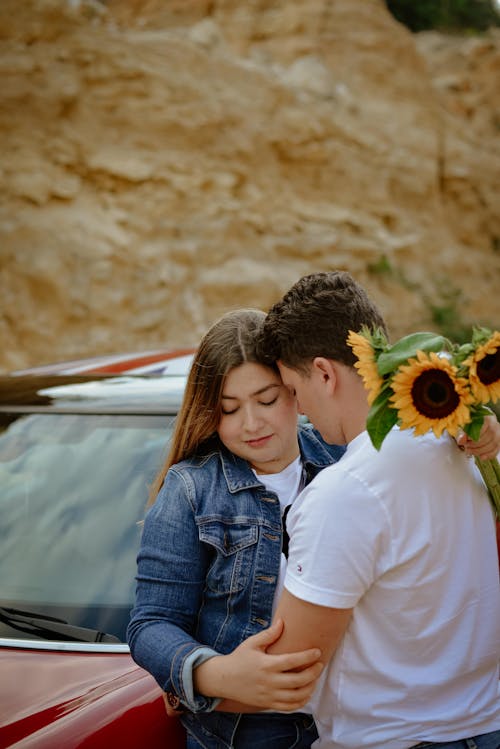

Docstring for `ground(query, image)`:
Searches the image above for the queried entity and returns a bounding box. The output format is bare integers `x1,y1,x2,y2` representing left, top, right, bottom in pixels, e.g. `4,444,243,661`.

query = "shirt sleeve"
284,465,391,608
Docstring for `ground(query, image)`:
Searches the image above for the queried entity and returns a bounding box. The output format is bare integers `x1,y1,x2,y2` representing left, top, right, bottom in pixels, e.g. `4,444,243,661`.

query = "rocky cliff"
1,0,499,371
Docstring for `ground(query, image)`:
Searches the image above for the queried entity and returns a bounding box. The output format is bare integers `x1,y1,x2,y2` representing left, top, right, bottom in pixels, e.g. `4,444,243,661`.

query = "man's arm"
266,588,352,664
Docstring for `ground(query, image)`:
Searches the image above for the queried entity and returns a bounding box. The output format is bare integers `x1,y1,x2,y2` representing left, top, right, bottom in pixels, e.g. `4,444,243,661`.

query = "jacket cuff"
179,646,222,712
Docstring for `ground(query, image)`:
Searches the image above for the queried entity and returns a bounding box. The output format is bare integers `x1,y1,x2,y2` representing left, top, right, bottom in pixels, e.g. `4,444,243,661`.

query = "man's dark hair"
260,271,388,371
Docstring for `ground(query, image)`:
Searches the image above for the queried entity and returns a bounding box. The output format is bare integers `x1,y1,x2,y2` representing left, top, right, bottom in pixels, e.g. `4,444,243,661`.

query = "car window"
0,412,175,643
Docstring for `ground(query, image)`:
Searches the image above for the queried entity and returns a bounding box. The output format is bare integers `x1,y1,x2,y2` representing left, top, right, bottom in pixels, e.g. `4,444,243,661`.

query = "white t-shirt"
253,455,304,613
285,427,500,749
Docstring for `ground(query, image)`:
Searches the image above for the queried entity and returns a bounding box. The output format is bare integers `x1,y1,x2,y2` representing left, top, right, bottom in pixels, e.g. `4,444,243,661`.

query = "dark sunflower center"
476,349,500,386
411,368,459,418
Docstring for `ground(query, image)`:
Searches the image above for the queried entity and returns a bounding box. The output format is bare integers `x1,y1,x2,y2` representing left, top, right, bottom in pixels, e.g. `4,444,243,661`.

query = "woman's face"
217,362,300,475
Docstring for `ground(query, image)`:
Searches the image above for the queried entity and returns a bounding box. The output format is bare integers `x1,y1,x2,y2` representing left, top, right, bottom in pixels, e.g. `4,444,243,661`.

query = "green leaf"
366,391,399,450
453,342,474,368
368,326,390,352
471,326,493,346
463,404,491,441
355,325,390,355
377,332,450,376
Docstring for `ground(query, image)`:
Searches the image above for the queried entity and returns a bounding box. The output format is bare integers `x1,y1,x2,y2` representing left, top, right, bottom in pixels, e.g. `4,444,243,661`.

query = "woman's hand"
162,690,185,717
194,619,324,713
456,414,500,460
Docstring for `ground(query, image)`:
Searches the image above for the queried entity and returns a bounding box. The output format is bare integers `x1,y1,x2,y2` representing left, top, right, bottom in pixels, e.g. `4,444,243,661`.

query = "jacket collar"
297,424,340,471
219,444,267,493
218,425,339,493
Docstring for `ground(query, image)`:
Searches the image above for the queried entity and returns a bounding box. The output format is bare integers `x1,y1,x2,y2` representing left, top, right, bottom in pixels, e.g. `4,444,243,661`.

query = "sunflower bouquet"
347,326,500,518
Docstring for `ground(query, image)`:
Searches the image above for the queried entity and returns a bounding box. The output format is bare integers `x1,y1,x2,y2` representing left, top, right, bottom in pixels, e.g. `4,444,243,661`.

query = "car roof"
0,350,196,415
12,348,196,376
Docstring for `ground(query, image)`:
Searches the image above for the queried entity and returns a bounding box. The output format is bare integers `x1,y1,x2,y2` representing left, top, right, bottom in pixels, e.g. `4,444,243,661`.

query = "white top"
254,455,304,613
285,427,500,749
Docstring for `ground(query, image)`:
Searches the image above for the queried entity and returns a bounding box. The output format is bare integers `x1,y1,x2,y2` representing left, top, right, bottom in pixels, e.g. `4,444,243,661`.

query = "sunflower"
347,330,384,405
390,350,473,438
462,330,500,404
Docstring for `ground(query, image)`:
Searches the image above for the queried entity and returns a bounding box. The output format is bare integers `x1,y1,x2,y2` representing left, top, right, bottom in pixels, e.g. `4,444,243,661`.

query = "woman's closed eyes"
221,395,279,416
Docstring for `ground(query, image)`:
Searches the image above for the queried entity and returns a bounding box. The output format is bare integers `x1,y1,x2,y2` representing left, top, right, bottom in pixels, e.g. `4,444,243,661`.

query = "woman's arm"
127,469,217,712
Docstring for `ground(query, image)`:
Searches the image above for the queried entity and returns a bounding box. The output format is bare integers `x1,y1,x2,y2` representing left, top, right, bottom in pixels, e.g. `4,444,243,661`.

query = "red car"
0,350,194,749
1,350,498,748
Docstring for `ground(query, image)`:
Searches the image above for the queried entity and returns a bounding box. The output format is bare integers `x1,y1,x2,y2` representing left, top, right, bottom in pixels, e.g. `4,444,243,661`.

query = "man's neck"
341,376,371,444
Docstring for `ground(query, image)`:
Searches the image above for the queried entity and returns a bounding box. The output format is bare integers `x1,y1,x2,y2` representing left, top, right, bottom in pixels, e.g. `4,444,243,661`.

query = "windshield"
0,411,175,643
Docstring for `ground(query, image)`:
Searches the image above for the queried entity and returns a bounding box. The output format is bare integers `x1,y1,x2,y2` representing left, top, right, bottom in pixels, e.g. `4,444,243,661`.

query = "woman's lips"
245,434,273,448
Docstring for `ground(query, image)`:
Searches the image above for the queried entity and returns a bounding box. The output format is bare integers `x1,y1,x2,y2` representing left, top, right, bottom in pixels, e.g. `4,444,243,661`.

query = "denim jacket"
127,424,345,749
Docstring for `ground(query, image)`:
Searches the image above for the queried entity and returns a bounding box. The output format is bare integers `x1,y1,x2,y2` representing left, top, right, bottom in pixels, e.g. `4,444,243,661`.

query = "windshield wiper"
0,606,121,643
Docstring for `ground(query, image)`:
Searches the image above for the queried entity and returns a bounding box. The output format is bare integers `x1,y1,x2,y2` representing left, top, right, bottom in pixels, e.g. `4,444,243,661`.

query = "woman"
127,308,344,748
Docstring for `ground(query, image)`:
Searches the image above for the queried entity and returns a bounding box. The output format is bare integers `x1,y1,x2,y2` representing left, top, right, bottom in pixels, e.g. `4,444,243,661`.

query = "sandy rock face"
0,0,498,371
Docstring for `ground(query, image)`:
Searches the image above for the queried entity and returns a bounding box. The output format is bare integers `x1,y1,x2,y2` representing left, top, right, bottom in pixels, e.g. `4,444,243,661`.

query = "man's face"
277,360,344,445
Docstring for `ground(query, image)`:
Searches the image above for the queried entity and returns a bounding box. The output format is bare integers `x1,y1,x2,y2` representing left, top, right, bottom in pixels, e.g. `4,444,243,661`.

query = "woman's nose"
243,405,261,430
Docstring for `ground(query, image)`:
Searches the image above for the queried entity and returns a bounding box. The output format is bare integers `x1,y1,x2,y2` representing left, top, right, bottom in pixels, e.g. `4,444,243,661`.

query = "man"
258,271,500,749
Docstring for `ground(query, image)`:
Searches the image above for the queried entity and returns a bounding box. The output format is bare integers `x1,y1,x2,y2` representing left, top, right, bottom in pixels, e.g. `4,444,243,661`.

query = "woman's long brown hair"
147,308,277,507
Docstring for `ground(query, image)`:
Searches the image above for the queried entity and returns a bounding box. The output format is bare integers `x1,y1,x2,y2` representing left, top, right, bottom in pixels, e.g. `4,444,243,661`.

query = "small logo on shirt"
296,564,302,574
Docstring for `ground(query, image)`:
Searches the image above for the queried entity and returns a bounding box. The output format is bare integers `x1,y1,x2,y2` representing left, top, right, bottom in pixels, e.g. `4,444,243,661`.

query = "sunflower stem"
475,457,500,519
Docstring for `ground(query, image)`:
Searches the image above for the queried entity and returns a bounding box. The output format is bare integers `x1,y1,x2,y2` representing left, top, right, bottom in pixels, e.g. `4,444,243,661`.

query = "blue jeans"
186,712,318,748
411,730,500,749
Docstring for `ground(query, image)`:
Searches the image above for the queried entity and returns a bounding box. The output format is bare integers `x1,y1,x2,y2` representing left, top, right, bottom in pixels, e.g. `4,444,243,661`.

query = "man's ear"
312,357,337,393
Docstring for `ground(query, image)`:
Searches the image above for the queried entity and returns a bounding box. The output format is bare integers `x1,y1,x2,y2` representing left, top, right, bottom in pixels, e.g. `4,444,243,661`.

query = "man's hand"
457,414,500,460
195,618,324,713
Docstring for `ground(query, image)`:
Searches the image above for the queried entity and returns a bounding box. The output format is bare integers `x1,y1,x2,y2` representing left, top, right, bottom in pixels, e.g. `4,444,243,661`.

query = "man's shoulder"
380,426,455,462
335,427,469,501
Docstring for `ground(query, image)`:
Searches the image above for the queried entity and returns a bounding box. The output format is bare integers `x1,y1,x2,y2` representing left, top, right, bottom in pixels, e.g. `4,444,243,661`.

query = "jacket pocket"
199,520,258,593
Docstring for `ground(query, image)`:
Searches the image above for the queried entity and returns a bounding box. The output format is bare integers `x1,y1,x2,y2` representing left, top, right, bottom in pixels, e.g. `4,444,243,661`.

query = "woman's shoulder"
155,448,224,511
170,447,222,476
